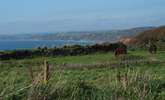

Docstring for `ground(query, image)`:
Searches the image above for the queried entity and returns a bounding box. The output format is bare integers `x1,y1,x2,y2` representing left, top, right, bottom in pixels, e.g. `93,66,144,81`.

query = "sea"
0,40,95,50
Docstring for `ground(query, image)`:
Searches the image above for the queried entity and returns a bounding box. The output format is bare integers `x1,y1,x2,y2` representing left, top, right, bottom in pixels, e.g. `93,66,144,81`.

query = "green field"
0,50,165,100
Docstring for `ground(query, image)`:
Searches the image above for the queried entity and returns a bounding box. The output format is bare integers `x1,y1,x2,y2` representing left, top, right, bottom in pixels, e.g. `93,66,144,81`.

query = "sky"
0,0,165,34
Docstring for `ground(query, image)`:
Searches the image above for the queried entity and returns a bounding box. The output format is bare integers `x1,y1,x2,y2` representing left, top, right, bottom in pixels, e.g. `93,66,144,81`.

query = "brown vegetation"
120,26,165,50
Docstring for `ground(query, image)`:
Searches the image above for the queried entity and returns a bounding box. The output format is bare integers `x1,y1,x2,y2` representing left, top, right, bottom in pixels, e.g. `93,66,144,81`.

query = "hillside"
0,27,154,42
120,26,165,49
30,27,154,42
135,26,164,42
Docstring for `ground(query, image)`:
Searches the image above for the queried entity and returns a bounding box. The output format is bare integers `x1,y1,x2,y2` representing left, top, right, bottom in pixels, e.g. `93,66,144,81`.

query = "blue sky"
0,0,165,34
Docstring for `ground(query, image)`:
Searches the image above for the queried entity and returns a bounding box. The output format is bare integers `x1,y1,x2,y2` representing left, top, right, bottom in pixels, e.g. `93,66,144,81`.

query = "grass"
0,50,165,100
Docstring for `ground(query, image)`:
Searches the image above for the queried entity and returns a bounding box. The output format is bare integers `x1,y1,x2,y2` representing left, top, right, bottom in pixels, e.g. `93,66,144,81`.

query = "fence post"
44,60,49,84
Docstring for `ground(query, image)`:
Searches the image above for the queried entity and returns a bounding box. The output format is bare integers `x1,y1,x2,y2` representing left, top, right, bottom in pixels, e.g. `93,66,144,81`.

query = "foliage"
0,42,126,60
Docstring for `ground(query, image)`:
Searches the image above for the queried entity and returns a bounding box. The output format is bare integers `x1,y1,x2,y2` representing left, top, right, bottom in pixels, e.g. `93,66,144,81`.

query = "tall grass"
1,67,164,100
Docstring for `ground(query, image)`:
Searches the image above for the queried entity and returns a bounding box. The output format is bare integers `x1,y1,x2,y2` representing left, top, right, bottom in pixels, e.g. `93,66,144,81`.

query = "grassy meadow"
0,50,165,100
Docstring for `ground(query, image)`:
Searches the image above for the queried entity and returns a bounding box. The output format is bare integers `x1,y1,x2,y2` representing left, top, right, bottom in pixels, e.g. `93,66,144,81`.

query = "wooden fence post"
44,60,49,84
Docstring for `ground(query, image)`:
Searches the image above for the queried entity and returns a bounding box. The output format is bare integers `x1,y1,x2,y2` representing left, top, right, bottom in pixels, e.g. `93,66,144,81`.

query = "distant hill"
135,26,165,43
29,26,155,42
0,26,155,42
120,26,165,49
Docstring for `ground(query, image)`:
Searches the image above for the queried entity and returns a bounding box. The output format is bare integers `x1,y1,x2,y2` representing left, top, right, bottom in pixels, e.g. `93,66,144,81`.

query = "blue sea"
0,40,95,50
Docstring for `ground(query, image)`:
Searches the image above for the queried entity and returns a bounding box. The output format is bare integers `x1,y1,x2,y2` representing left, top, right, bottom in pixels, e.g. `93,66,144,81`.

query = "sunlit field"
0,50,164,100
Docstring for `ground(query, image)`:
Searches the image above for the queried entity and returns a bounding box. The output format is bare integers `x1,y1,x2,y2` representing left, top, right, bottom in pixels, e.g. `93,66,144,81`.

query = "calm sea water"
0,40,95,50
